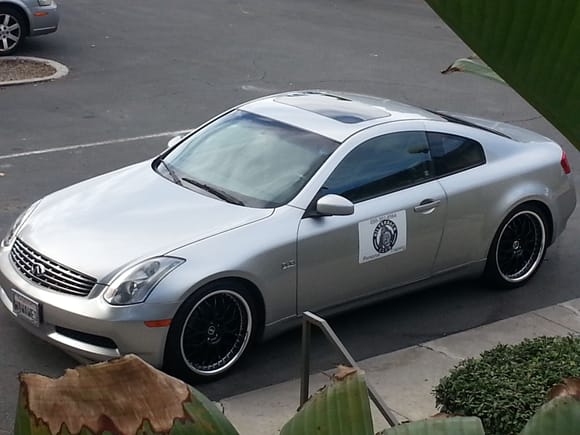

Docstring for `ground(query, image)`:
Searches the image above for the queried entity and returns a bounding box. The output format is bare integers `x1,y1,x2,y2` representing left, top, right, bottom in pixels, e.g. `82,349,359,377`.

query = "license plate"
12,290,42,327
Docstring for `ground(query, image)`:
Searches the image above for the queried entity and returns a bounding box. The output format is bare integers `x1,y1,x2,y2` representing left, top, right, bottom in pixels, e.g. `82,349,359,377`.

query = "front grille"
10,238,97,296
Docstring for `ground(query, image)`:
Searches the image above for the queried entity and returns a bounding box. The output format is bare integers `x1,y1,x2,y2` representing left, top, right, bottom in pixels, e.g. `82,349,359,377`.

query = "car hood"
18,161,273,282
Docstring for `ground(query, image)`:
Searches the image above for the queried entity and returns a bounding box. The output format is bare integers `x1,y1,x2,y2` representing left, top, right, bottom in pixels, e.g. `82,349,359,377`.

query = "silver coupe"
0,91,576,381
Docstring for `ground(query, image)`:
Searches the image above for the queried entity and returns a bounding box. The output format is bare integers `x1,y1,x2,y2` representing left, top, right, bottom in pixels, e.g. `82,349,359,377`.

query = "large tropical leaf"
441,57,505,85
279,366,374,435
519,378,580,435
379,417,485,435
14,355,239,435
425,0,580,150
520,396,580,435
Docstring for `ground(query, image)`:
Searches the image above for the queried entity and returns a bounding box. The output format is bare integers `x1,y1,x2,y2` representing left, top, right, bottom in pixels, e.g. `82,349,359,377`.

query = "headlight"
1,202,40,248
37,0,53,6
103,257,184,305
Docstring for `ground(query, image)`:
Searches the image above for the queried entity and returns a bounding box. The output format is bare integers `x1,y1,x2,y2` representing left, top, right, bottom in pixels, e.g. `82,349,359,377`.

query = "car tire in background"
0,6,26,56
485,204,549,289
164,280,258,382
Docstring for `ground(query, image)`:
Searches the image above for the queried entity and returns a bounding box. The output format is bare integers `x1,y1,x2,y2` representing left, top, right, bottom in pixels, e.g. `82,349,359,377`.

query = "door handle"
414,199,441,213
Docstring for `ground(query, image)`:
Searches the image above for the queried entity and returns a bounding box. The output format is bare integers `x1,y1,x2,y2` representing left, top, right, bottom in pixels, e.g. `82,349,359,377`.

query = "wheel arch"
489,198,554,251
484,199,552,287
519,200,554,245
162,275,267,380
482,177,557,259
202,276,267,340
174,275,267,341
0,1,30,36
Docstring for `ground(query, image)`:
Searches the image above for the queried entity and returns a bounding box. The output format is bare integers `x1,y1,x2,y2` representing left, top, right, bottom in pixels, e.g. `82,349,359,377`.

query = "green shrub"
434,336,580,435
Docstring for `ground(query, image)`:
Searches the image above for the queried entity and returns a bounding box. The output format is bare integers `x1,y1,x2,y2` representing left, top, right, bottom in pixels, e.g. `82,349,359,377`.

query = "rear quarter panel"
425,120,572,274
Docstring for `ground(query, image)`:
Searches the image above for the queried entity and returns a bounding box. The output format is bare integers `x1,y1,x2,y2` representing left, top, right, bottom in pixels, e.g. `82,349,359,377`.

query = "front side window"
322,131,434,203
427,132,486,177
161,110,339,208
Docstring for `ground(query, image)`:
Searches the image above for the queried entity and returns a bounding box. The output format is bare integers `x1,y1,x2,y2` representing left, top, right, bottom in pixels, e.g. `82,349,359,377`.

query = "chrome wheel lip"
0,13,21,53
179,289,252,377
495,210,546,283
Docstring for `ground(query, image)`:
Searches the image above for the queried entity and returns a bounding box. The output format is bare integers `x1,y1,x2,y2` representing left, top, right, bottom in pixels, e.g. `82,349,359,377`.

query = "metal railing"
300,311,399,427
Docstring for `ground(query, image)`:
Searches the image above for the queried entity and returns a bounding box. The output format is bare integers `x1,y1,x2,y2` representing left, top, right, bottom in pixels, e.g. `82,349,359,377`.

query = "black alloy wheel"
165,282,256,381
486,205,548,288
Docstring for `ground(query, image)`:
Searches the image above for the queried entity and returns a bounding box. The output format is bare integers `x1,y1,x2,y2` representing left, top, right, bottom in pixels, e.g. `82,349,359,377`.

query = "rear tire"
485,204,548,289
0,6,25,56
164,280,257,383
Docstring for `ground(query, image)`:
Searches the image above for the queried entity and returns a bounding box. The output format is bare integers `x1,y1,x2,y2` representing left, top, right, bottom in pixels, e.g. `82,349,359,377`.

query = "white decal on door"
359,210,407,263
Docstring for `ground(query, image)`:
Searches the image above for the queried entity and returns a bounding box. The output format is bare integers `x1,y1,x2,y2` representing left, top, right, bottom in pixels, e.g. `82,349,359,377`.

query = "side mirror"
316,194,354,216
167,135,183,148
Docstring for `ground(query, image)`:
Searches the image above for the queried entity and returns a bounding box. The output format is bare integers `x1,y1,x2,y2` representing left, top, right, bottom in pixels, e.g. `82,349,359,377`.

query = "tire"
0,6,25,56
485,204,548,289
164,280,257,382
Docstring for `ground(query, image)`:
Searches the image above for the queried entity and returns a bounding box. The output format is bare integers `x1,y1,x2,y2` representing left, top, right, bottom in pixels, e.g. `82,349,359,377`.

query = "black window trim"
433,159,486,179
423,108,511,139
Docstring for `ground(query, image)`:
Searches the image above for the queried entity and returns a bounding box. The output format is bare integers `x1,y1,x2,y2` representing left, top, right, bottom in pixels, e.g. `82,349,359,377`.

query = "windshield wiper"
157,159,182,186
182,177,245,206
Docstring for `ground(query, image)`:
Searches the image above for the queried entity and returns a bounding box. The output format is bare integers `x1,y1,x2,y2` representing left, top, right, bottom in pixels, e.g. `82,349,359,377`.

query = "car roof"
240,90,442,142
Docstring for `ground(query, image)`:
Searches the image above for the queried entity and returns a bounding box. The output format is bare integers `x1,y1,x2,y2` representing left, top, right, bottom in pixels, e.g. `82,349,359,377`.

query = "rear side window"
427,132,486,177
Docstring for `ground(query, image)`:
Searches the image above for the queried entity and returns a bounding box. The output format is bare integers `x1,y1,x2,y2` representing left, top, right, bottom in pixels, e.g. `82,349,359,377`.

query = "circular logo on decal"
372,219,398,254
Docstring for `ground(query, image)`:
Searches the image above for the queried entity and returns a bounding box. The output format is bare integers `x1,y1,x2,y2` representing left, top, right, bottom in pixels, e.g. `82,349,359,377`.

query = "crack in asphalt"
533,311,579,333
417,343,464,362
560,302,580,317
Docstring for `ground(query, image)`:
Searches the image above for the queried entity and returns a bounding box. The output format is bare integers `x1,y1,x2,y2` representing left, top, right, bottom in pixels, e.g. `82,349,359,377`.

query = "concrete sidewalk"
220,298,580,434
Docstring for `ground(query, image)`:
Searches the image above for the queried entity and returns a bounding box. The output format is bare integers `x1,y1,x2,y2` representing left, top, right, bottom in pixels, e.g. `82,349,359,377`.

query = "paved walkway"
219,298,580,434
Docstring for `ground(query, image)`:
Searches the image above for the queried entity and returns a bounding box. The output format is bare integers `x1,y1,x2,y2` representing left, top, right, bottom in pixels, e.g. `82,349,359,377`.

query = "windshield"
160,110,339,208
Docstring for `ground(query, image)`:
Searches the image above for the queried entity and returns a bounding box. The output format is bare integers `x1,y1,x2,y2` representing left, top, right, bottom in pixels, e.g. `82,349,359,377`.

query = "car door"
296,128,447,313
424,126,490,272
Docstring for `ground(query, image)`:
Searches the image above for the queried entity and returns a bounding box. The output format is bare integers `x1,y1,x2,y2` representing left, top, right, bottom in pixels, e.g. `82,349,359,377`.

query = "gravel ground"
0,59,56,82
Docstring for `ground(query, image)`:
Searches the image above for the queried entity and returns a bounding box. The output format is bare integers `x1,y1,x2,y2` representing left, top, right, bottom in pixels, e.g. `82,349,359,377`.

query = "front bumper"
27,2,59,36
0,246,177,367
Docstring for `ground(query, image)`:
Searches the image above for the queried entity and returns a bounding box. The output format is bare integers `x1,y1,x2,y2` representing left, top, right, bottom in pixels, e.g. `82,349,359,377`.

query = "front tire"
485,205,548,289
0,7,25,56
164,281,257,382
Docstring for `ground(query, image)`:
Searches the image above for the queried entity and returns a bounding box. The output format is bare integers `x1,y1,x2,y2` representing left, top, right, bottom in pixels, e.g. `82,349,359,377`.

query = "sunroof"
275,92,391,124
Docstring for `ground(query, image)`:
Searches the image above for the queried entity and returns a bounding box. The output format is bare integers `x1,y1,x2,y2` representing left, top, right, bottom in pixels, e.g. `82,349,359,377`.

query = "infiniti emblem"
32,263,46,277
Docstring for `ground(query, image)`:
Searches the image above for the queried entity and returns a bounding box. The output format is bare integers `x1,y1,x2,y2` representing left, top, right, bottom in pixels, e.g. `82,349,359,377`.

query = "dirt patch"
0,58,56,82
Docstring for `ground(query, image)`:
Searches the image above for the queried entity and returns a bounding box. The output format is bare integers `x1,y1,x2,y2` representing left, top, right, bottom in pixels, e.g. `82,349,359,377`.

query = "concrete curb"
0,56,69,87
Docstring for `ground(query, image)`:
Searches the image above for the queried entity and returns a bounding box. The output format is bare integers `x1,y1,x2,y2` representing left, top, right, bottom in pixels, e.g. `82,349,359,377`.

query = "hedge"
434,335,580,435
